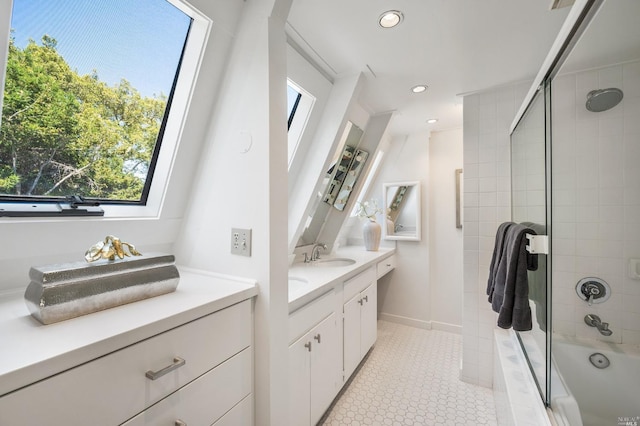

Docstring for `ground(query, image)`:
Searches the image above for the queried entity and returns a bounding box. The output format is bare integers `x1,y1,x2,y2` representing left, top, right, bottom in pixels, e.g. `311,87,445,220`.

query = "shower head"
586,88,623,112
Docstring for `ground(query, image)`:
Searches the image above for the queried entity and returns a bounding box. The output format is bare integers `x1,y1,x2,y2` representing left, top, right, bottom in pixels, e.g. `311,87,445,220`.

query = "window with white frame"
0,0,198,215
287,83,301,130
287,79,314,168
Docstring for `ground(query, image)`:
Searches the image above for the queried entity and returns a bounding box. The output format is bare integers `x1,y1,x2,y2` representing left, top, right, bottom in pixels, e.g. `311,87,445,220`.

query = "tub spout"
584,314,613,336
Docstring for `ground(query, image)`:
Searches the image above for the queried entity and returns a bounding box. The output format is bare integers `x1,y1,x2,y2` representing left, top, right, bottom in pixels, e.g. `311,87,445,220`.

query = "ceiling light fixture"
426,118,438,124
378,10,403,28
411,85,428,93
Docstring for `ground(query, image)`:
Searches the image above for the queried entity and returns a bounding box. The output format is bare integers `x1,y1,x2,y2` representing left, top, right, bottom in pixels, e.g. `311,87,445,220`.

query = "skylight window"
0,0,192,212
287,84,301,130
287,79,314,168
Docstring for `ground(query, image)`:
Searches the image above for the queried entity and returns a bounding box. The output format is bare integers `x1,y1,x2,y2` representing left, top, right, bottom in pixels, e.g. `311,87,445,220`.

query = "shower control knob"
576,278,610,305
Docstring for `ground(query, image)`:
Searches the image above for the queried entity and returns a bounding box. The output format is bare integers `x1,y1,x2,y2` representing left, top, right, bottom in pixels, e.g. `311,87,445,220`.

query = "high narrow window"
0,0,191,207
287,79,314,168
287,84,301,130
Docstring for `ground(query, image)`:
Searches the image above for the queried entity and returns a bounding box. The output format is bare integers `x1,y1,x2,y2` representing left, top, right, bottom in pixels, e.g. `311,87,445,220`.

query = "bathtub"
493,329,552,426
551,337,640,426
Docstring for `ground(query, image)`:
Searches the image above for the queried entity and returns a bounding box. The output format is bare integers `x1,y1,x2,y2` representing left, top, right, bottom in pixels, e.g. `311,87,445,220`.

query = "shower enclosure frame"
509,0,605,408
510,80,553,405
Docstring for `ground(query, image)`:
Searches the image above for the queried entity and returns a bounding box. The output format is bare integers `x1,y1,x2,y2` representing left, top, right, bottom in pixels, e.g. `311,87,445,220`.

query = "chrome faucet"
311,243,327,261
584,314,613,336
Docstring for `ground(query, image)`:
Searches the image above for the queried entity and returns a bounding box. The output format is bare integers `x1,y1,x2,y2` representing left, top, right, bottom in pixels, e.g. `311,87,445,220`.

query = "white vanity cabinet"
0,270,257,426
343,266,377,380
288,291,340,426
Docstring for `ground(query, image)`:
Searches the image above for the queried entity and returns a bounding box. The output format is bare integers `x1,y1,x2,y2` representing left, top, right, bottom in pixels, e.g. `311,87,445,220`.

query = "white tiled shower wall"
461,83,529,387
552,59,640,345
462,60,640,385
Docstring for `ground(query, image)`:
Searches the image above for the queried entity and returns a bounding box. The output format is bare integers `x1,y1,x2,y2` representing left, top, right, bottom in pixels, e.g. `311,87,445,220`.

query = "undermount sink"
288,276,309,292
309,257,356,267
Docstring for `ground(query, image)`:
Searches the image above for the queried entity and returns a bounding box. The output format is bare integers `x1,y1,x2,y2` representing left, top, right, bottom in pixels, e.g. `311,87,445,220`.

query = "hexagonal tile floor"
320,321,498,426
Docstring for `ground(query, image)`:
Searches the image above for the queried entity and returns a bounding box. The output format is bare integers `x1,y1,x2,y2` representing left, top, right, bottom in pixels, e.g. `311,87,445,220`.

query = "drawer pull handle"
358,298,363,305
314,333,321,343
175,421,187,426
363,295,368,303
304,341,312,352
386,263,391,267
145,357,186,380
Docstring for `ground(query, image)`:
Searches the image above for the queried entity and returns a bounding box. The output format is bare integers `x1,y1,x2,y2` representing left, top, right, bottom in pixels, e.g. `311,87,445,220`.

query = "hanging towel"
487,222,515,303
491,224,536,331
521,222,546,331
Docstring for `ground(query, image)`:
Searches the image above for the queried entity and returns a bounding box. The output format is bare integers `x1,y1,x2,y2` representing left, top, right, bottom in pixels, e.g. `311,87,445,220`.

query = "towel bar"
525,234,548,255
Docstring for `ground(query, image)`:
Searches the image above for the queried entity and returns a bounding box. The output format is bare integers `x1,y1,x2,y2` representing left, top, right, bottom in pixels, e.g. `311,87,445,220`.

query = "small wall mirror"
383,181,421,241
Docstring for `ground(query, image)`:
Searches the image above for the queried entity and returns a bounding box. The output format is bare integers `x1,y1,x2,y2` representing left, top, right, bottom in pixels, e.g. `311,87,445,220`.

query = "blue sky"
10,0,191,98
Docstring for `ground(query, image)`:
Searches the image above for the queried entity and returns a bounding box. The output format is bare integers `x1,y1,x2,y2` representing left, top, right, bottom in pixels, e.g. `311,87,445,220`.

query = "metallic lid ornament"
85,235,142,262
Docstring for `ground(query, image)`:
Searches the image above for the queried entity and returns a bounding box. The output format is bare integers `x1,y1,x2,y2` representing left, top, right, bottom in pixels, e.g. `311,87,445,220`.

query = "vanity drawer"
343,266,376,302
213,394,253,426
0,300,252,426
122,347,252,426
289,289,335,344
377,254,396,278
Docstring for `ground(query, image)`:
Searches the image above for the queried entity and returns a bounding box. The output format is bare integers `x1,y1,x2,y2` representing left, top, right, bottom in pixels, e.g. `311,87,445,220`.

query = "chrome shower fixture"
584,314,613,336
586,88,623,112
576,277,610,305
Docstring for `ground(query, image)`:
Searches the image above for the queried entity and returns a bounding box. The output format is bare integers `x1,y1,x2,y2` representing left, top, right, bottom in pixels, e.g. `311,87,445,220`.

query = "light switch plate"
231,228,252,256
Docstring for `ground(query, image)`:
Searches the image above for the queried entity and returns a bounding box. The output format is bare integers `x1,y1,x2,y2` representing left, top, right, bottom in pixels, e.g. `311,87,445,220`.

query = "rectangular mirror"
383,181,421,241
332,148,368,211
323,145,356,206
297,121,364,247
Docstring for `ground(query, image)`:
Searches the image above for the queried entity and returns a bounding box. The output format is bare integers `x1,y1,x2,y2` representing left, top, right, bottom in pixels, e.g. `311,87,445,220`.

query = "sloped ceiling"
287,0,571,137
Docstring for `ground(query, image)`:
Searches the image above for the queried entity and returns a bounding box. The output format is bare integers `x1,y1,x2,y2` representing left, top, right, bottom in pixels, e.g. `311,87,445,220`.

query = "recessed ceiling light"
379,10,403,28
426,118,438,124
411,85,428,93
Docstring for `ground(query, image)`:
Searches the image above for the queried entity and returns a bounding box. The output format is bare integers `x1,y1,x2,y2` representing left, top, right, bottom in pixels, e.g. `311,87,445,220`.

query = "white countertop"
288,245,396,313
0,267,257,397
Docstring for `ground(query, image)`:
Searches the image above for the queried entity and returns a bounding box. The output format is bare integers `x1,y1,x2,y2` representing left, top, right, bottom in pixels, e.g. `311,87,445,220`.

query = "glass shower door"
510,86,551,404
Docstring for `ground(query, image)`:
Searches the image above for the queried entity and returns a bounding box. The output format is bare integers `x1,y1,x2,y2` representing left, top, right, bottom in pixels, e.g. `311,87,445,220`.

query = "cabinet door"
343,293,362,380
289,330,312,426
310,313,338,425
360,283,377,355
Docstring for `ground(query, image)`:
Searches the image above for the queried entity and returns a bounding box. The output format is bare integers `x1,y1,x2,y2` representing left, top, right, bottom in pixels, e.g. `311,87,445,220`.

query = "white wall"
551,60,640,345
462,83,529,387
372,132,431,328
428,128,464,331
354,128,465,332
173,1,292,424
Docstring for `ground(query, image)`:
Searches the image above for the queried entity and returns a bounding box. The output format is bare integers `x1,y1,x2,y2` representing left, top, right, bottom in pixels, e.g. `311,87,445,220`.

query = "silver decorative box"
24,253,180,325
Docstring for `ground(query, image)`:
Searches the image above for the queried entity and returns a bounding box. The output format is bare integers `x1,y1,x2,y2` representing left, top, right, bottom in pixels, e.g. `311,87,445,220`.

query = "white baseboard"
379,313,462,334
379,313,431,330
431,321,462,334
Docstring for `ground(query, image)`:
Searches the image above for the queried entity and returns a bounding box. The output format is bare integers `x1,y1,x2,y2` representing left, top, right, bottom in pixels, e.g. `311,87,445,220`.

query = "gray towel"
487,222,515,303
491,224,535,331
522,222,545,331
